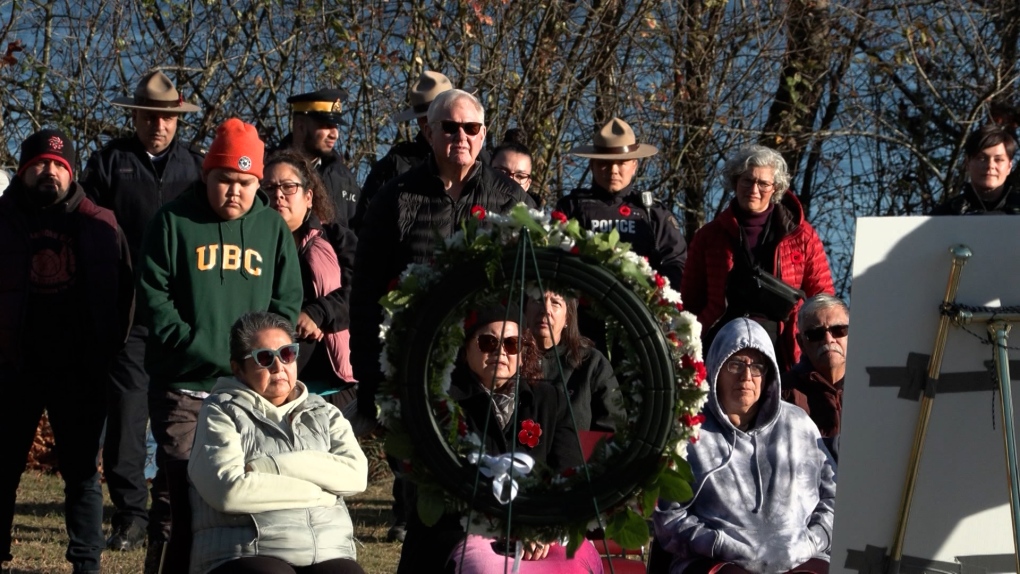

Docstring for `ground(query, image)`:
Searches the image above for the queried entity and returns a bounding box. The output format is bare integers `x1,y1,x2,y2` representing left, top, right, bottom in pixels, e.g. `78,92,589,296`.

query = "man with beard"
81,69,203,554
0,129,132,574
781,294,849,460
276,89,361,226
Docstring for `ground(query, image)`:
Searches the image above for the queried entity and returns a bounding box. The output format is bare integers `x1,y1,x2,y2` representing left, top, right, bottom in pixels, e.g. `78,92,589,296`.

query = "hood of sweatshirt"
704,317,782,435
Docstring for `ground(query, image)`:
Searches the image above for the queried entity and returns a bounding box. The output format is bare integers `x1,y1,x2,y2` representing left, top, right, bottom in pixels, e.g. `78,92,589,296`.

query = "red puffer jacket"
681,192,833,369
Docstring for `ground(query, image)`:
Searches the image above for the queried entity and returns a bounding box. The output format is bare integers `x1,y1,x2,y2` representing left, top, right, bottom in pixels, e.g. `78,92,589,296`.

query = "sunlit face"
735,166,776,213
231,327,298,407
466,321,520,390
716,348,766,418
426,98,486,170
133,109,179,155
204,168,260,221
966,143,1013,194
526,292,567,350
799,306,849,376
22,159,72,205
493,150,533,191
294,115,338,158
265,162,312,232
591,158,637,192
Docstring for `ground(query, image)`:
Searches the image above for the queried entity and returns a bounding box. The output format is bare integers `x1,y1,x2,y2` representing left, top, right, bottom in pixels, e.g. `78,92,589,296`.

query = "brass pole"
888,244,972,574
989,321,1020,574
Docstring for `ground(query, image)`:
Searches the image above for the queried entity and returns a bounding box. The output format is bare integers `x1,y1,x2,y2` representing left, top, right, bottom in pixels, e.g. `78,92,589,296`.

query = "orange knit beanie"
203,118,264,179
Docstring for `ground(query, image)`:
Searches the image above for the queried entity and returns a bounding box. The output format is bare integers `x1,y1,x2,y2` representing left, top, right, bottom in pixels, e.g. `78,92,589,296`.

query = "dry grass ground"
4,441,402,574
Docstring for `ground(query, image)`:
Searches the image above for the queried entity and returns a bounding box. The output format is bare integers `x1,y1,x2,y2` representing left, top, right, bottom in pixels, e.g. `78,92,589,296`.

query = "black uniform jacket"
81,135,203,266
556,184,687,289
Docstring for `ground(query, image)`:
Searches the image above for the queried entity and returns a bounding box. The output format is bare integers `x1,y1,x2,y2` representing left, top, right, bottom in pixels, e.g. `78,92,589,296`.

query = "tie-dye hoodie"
654,317,836,574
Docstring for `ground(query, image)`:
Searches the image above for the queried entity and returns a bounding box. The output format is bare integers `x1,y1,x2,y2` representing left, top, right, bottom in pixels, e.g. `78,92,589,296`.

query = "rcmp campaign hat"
569,117,658,160
393,71,454,123
111,71,201,113
287,88,347,126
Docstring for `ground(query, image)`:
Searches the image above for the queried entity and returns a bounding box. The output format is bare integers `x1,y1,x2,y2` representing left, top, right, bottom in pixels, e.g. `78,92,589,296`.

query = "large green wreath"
378,205,708,549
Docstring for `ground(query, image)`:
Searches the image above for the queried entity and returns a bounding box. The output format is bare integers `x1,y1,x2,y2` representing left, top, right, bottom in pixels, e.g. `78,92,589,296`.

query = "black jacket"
556,185,687,289
274,134,361,227
351,160,534,413
81,136,203,267
931,181,1020,215
449,367,584,474
354,131,432,232
538,345,623,433
396,367,583,574
0,180,133,374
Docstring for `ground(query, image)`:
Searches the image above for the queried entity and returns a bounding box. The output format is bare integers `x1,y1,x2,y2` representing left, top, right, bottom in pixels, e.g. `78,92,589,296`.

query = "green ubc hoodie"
138,182,303,392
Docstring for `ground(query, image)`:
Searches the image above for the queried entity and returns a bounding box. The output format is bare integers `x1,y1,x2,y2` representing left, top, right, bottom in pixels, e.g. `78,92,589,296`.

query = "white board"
832,216,1020,574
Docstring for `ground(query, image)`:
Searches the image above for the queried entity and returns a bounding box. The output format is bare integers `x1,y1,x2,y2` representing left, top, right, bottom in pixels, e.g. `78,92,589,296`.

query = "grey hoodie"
654,318,836,574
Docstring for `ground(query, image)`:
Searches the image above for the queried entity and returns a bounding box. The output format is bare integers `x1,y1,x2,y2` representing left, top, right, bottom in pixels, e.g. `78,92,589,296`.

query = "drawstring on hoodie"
239,218,249,279
677,431,737,512
217,221,226,284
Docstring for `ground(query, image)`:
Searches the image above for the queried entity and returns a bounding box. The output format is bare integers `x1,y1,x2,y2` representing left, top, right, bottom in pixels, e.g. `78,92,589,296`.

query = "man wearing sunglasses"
352,88,534,431
781,294,849,459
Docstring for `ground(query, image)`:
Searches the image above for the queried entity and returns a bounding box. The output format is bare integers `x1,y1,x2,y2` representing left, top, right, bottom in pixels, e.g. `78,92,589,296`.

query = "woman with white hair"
681,145,834,371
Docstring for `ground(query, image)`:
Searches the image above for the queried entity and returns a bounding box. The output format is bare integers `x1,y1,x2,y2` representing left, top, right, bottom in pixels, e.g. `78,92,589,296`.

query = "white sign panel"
832,216,1020,574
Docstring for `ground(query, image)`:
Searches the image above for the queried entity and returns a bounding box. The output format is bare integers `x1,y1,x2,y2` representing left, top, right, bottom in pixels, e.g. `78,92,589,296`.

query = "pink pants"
450,534,605,574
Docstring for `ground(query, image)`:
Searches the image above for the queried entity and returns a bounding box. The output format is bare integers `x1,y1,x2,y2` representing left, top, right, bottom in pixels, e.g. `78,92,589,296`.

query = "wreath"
378,204,708,550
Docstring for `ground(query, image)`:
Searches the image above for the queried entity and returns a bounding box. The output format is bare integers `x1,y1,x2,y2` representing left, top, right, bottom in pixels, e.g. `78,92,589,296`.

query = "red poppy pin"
551,210,568,223
518,419,542,448
618,205,632,217
470,205,486,220
791,252,805,264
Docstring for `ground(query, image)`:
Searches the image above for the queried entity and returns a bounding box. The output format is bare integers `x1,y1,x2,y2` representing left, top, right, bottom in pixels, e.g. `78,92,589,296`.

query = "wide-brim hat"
393,71,453,123
569,117,658,160
287,88,347,126
111,71,201,113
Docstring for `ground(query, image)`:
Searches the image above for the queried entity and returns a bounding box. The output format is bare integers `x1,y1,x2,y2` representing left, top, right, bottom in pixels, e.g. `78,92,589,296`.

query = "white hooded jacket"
654,318,837,574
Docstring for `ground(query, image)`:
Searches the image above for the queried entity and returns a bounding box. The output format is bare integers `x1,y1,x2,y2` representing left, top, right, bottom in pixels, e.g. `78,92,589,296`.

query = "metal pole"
888,245,972,574
989,321,1020,574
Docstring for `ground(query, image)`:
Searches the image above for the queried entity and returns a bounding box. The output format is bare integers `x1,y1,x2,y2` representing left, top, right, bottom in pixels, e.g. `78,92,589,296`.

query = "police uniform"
278,89,361,226
561,116,687,289
556,184,686,288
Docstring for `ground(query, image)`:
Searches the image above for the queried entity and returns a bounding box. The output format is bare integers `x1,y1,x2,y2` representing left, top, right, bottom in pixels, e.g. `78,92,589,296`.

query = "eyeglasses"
476,334,520,355
494,167,532,184
724,359,766,378
737,177,775,192
802,324,849,342
243,343,300,368
261,181,304,196
437,121,483,136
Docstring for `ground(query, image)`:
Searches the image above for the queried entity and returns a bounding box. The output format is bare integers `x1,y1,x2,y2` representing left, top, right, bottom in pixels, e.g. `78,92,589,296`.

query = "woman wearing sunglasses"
187,311,368,574
397,305,602,574
654,317,836,574
263,150,358,410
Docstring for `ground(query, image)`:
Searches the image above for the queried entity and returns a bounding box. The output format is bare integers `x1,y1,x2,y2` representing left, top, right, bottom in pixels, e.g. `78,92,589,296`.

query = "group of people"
0,61,1014,574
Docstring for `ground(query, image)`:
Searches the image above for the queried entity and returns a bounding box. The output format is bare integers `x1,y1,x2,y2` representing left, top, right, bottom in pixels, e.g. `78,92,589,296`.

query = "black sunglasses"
476,334,520,355
437,120,483,136
802,324,849,342
244,343,300,368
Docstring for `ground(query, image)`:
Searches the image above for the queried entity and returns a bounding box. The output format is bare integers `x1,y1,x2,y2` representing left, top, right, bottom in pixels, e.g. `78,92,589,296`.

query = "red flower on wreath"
682,413,706,428
618,205,632,217
682,355,707,384
551,210,568,223
470,205,486,220
518,419,542,448
654,274,667,289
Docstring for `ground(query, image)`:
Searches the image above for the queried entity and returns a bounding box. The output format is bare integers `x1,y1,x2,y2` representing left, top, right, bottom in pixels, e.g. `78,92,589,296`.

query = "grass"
4,442,402,574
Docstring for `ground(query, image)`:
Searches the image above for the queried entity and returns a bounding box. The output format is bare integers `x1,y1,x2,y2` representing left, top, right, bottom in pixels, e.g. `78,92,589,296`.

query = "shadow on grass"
12,502,65,519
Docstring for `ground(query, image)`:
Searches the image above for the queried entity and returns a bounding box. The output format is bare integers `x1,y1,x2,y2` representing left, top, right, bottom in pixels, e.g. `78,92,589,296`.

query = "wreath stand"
888,245,1020,574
